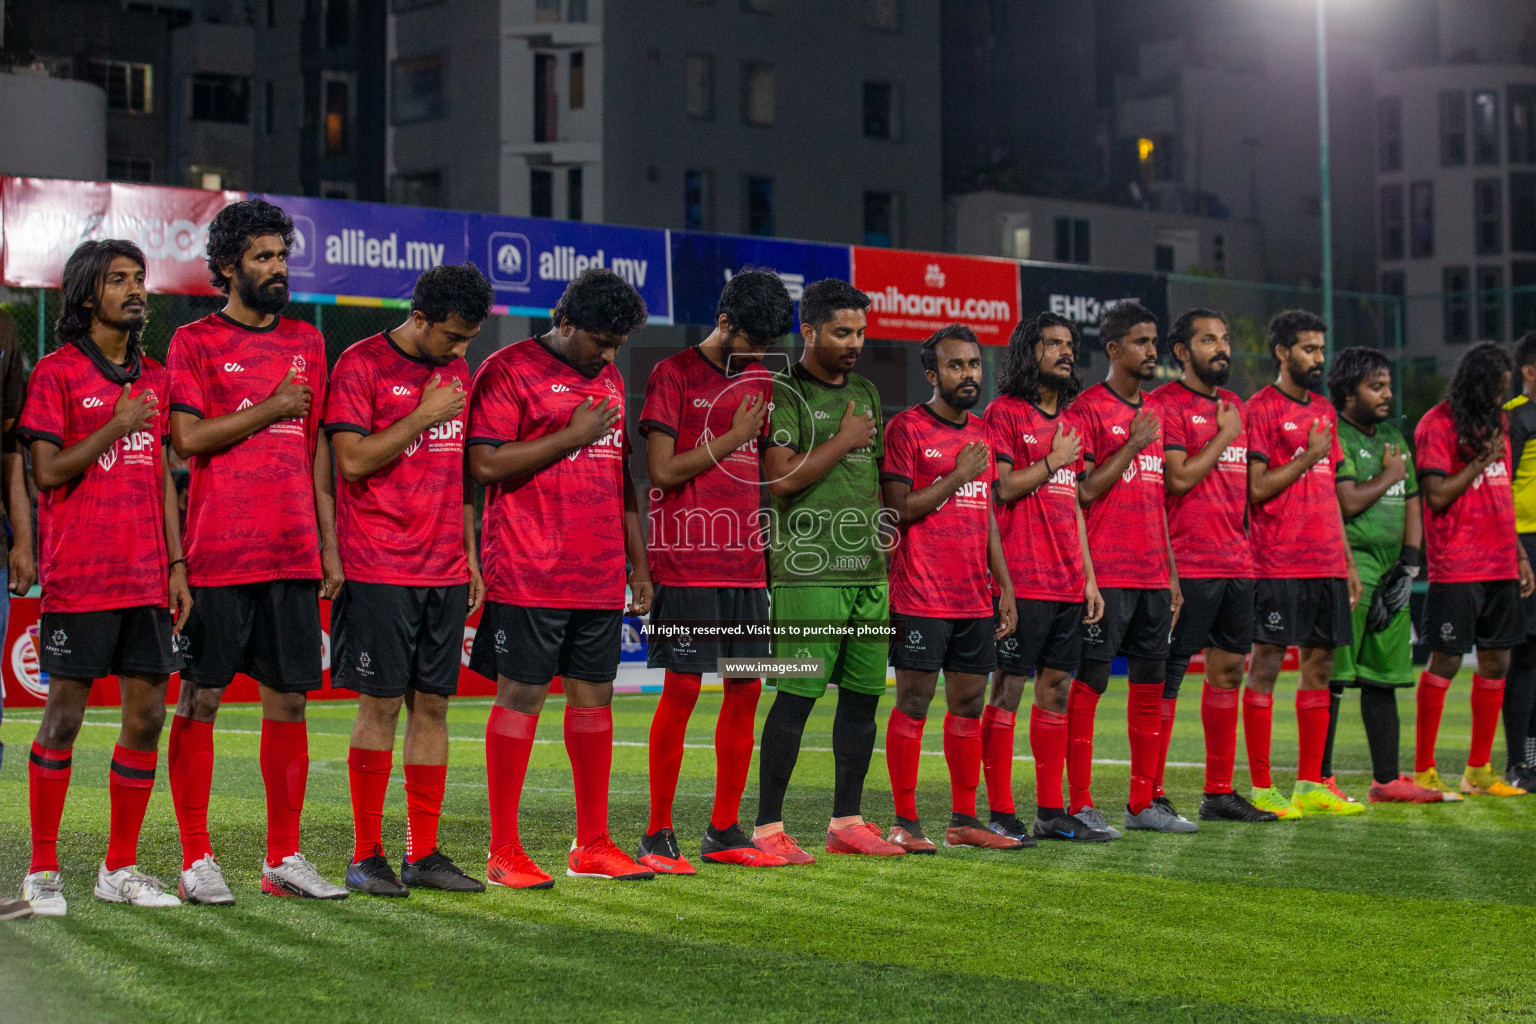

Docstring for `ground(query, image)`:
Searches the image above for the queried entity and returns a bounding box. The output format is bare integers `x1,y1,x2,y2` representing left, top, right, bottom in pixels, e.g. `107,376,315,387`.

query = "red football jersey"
638,346,772,587
17,348,169,613
469,337,630,609
1074,382,1170,589
1245,384,1347,579
324,332,469,586
1150,381,1253,579
983,395,1086,602
167,313,326,587
880,404,995,618
1414,401,1517,583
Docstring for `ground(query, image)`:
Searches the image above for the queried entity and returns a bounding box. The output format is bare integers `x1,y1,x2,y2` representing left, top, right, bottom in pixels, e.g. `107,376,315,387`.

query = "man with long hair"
981,313,1112,841
1413,342,1534,797
166,199,345,901
18,240,192,914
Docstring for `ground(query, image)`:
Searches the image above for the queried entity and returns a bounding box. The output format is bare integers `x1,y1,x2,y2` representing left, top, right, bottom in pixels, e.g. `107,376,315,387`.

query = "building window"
321,181,356,200
392,53,445,123
389,170,442,207
1473,90,1500,165
1378,96,1401,173
864,0,899,30
322,76,351,157
82,60,152,114
264,79,276,134
1513,172,1536,252
569,52,585,110
863,191,899,246
1154,244,1175,272
1380,270,1406,299
106,158,154,183
267,0,277,27
1477,266,1505,341
746,176,773,236
325,0,351,47
1409,181,1434,258
191,74,250,123
1379,184,1404,260
1444,266,1471,343
1136,135,1175,182
1475,178,1502,255
863,82,899,140
684,170,713,230
535,0,560,23
685,55,714,119
1515,262,1536,337
567,167,583,221
534,54,558,142
1054,216,1090,264
531,169,553,218
568,0,587,21
1511,85,1536,164
743,63,775,126
1440,90,1467,166
1212,232,1225,270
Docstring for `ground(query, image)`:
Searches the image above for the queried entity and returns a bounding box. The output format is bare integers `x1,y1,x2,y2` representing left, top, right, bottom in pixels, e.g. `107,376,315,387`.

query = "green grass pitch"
1,675,1533,1023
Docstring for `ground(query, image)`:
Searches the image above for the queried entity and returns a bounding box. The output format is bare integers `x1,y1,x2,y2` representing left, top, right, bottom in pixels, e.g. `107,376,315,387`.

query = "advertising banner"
669,231,852,328
850,246,1020,344
1017,263,1169,342
251,193,468,302
468,213,672,323
1,177,241,295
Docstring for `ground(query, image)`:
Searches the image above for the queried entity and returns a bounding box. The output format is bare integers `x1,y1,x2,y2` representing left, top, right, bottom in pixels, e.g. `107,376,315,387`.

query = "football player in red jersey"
1072,301,1186,837
327,265,494,896
166,199,345,902
1151,310,1277,824
882,325,1022,853
468,268,655,887
1413,343,1535,797
18,240,192,915
982,313,1112,843
1244,310,1363,819
637,269,791,872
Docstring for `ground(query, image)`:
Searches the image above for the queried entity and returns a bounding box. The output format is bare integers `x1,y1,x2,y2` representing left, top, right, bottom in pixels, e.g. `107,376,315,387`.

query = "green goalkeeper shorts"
768,584,890,699
1331,588,1415,687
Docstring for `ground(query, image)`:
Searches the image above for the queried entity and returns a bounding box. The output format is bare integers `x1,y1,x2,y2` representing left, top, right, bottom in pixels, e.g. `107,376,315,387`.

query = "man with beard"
982,313,1112,844
1326,348,1444,802
1151,310,1276,823
1413,342,1534,798
1245,310,1362,818
881,324,1022,853
1071,301,1188,836
166,199,346,901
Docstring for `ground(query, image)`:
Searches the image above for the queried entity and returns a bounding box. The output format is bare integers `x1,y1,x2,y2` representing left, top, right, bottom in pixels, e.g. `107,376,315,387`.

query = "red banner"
0,177,242,295
851,246,1020,344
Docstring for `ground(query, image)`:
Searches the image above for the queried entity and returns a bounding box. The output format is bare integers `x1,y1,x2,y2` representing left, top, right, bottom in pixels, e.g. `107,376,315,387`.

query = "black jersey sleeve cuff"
15,427,62,448
1248,450,1269,464
1334,473,1356,483
170,403,204,418
466,436,508,448
1164,443,1188,453
637,418,678,439
879,471,914,486
994,453,1015,465
322,422,370,437
1416,466,1448,478
765,439,799,452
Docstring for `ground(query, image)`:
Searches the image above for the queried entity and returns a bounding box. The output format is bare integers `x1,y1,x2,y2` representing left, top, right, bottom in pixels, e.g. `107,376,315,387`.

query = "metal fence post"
36,288,45,360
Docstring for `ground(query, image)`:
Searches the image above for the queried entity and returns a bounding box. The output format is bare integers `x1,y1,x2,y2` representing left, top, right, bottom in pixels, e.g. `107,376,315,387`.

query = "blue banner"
669,232,852,328
467,213,672,324
254,194,468,302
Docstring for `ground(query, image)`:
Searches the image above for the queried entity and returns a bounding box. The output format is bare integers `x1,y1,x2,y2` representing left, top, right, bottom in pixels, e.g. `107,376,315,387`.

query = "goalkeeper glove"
1366,546,1419,635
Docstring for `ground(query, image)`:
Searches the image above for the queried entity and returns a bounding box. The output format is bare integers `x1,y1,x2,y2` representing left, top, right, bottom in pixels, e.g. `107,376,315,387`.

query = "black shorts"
331,582,468,698
1252,577,1352,648
646,585,770,672
997,599,1083,676
38,606,181,680
889,612,996,674
469,602,623,686
1082,587,1172,663
1171,577,1255,658
1423,580,1524,656
180,580,323,692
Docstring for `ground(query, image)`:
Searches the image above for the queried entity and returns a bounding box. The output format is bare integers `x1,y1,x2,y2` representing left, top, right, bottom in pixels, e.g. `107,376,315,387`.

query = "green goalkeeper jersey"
1336,417,1417,586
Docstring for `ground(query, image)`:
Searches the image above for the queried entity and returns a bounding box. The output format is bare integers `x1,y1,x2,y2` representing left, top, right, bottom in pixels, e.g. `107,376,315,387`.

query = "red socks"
1295,688,1331,784
486,705,538,856
347,746,392,862
259,719,309,867
564,705,613,847
981,705,1016,814
1415,670,1452,772
647,671,701,834
712,679,762,830
943,713,982,818
1242,688,1274,789
1029,705,1068,813
1126,682,1164,813
105,745,157,872
28,742,72,875
1066,680,1101,811
1200,682,1240,794
1154,698,1178,796
1469,674,1506,768
885,708,926,821
404,763,447,863
168,714,215,869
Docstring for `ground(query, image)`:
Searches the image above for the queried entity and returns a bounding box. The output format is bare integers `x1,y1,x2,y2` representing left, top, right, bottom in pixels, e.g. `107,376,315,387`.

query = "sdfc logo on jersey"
552,383,571,393
923,448,945,458
82,396,104,409
393,386,412,396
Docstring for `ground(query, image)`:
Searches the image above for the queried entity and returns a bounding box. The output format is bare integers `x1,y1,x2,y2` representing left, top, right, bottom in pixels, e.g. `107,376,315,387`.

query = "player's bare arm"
648,392,766,490
4,413,35,594
987,505,1017,639
1077,504,1105,624
162,454,192,633
1337,441,1407,518
30,383,157,490
1164,399,1241,496
313,432,343,601
1166,517,1183,625
463,478,485,616
332,374,465,481
763,398,873,498
622,459,652,615
1247,416,1332,505
169,366,310,458
468,396,619,485
1078,407,1158,505
995,423,1079,503
1419,439,1501,512
881,441,988,527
